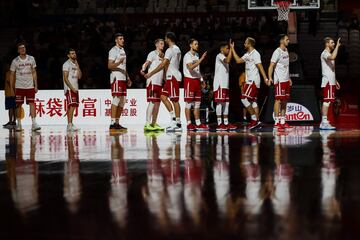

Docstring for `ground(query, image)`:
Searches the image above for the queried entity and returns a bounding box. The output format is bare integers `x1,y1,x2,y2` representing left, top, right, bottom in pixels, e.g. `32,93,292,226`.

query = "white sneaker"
16,124,23,132
32,123,41,131
319,122,336,130
174,124,183,132
165,121,177,132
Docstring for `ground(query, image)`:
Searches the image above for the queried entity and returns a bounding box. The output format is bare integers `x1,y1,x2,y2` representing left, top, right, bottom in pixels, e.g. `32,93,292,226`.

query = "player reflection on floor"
6,131,39,217
63,132,82,214
108,133,128,228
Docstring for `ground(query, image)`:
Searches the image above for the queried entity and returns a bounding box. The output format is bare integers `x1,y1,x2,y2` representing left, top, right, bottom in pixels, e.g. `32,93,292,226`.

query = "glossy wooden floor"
1,125,360,240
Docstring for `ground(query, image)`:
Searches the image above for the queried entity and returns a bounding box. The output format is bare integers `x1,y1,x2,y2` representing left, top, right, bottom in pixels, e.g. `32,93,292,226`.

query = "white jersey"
62,59,79,92
146,50,164,86
271,47,290,84
241,49,262,88
183,51,202,79
108,46,127,82
213,53,229,90
164,44,182,81
321,50,336,87
10,55,36,89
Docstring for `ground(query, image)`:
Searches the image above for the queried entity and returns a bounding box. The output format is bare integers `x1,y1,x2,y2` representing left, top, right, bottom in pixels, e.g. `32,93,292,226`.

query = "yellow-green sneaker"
144,124,156,131
153,124,164,131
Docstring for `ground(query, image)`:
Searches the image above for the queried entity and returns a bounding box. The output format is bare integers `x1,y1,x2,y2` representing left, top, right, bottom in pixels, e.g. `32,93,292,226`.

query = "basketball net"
275,1,291,21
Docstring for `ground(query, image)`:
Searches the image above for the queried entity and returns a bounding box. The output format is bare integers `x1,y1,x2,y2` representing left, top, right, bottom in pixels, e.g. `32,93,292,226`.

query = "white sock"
274,116,279,124
195,119,201,126
146,103,154,124
111,118,116,124
251,115,257,121
217,117,222,125
170,111,175,121
280,117,285,125
176,117,181,124
322,116,328,123
31,117,36,124
187,120,191,125
17,119,21,126
115,119,119,124
224,118,229,125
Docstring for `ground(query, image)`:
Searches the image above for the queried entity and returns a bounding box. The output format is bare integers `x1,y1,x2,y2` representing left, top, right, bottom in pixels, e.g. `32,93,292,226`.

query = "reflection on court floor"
0,125,360,239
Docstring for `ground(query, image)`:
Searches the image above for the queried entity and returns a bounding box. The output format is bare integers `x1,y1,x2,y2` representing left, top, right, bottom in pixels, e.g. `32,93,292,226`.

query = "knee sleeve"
194,102,201,109
112,96,120,106
323,101,330,107
241,98,251,108
252,101,258,108
185,102,194,109
223,102,229,115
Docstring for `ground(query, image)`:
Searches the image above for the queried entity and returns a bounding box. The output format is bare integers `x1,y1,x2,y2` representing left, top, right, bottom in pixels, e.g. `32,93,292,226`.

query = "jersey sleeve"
10,60,16,72
62,62,70,72
183,53,192,66
254,52,262,64
219,53,226,63
108,49,116,61
241,54,247,62
271,49,281,64
146,51,154,62
31,57,37,68
322,51,331,60
164,48,174,61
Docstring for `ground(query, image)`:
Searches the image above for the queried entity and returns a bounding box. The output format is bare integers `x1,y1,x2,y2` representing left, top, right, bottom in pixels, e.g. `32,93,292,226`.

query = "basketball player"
145,32,182,132
10,42,41,132
63,48,82,132
140,39,165,131
231,37,269,130
320,37,341,130
268,34,293,130
183,38,208,131
213,41,236,131
108,33,132,130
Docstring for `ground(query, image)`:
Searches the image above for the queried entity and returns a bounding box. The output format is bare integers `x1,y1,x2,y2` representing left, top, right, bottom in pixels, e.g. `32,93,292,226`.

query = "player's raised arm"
224,41,233,64
231,42,244,64
187,51,207,71
327,38,341,60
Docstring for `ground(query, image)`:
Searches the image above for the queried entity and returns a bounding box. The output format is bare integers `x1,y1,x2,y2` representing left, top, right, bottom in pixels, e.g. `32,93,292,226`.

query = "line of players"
5,32,341,132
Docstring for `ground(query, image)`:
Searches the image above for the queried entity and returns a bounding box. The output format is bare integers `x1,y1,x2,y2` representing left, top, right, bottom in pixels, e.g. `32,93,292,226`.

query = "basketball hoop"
274,1,291,21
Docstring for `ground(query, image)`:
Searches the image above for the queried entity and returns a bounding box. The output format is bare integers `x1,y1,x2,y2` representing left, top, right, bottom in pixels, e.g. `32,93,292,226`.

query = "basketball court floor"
0,124,360,239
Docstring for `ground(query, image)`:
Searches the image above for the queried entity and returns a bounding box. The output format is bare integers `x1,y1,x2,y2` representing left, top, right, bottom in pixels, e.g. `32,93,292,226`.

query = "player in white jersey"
63,48,82,132
213,41,235,132
183,38,208,132
231,37,269,130
320,37,341,130
268,34,293,130
140,39,165,131
145,32,182,132
108,33,132,131
10,42,40,132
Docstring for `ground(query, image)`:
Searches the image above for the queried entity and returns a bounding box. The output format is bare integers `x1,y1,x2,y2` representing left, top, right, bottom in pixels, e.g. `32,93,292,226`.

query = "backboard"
248,0,320,10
